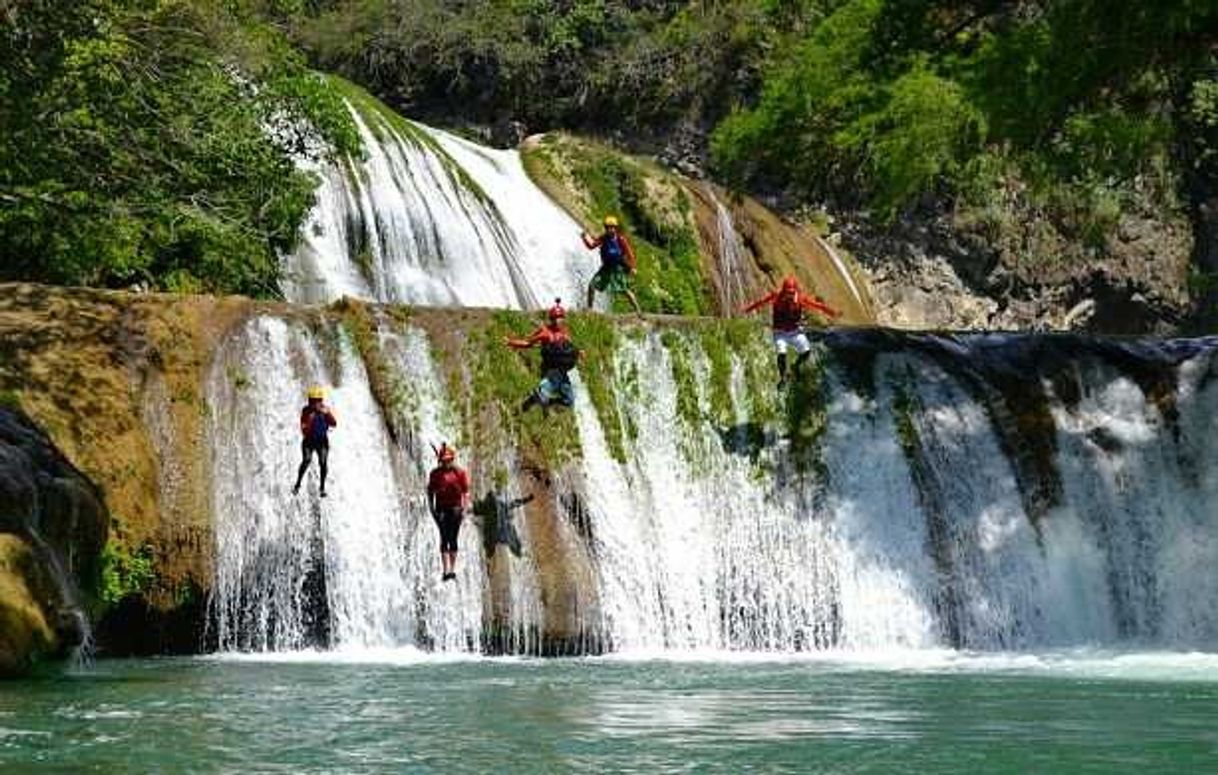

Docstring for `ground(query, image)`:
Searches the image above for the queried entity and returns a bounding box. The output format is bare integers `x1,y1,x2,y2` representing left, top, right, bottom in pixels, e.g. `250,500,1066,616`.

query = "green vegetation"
2,0,359,296
294,1,790,139
98,529,155,607
460,311,582,469
712,0,1217,272
523,136,713,315
566,313,625,462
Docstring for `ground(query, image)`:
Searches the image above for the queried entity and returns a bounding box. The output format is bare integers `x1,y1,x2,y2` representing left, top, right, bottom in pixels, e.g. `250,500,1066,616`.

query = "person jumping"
293,386,337,497
582,215,641,313
427,443,470,582
505,299,582,413
741,276,841,387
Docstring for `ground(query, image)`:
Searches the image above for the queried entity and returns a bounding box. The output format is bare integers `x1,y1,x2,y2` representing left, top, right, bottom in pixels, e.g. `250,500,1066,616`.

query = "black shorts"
436,506,463,553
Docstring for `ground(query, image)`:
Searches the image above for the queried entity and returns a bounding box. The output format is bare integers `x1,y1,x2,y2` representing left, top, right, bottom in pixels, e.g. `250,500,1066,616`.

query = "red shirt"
742,290,839,332
428,466,470,509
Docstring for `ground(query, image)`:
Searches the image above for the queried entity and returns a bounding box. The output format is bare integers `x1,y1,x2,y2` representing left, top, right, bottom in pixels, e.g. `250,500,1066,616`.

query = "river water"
4,651,1216,772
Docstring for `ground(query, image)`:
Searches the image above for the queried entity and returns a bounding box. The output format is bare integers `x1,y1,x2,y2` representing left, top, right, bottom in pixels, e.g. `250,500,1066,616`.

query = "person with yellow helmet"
581,215,641,313
293,385,337,497
427,442,469,581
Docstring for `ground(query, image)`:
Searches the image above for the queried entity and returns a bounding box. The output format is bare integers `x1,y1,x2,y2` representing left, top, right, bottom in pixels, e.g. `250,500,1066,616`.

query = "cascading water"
707,190,750,313
281,95,594,309
207,316,494,652
207,306,1218,656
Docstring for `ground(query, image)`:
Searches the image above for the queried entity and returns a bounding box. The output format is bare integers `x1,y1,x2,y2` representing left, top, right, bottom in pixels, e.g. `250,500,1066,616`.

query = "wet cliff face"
3,284,1216,660
0,409,107,676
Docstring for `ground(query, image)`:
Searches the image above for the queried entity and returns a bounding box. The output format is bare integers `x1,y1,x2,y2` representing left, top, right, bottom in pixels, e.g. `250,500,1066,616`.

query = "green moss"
98,530,154,607
524,135,714,315
462,310,582,469
334,297,407,442
566,313,625,463
0,389,21,411
783,347,828,479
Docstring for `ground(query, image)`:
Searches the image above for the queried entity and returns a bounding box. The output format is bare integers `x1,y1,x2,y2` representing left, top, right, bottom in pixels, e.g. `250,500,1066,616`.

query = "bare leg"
625,289,641,314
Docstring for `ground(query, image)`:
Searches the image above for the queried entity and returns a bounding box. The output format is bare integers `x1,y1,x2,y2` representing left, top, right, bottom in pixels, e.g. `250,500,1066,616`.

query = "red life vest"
772,294,803,332
428,466,469,509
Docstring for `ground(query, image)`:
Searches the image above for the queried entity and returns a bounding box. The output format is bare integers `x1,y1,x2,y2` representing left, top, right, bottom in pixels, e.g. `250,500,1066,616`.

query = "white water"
208,317,504,652
708,191,750,312
282,103,594,309
207,313,1218,656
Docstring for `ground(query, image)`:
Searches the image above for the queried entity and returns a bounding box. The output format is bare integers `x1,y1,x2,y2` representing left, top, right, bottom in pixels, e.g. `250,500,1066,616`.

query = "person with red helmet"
427,442,470,582
741,276,841,387
582,215,641,313
505,299,582,412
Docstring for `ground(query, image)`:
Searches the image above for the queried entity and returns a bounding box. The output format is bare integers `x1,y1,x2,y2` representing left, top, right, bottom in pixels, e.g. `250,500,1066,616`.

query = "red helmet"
781,276,799,294
437,443,456,463
548,298,566,322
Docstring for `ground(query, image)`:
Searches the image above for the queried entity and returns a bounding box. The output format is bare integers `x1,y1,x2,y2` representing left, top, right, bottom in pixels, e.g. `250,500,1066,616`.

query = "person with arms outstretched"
293,386,337,497
741,276,840,387
427,443,470,582
505,299,582,413
582,215,641,313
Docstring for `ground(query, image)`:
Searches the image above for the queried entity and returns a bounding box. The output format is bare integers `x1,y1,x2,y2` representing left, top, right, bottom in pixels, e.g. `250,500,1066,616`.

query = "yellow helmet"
307,385,325,400
603,215,620,228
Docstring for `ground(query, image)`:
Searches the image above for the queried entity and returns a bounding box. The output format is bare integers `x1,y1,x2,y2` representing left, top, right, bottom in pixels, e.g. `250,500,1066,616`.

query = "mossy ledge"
0,283,788,658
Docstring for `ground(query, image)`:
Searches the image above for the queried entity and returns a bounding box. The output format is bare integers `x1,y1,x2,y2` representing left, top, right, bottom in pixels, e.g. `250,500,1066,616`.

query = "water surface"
3,651,1217,772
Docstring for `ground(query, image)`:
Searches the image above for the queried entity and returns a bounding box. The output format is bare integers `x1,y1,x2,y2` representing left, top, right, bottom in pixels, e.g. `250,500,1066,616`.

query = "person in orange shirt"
505,299,582,412
427,443,470,582
741,276,840,387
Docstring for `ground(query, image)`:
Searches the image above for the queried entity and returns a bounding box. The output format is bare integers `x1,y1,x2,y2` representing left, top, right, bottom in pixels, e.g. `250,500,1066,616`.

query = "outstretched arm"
504,328,545,350
740,291,778,315
799,294,841,319
581,232,602,250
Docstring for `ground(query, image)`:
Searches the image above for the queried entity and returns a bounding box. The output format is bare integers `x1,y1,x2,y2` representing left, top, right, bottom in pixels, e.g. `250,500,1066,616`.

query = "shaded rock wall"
0,408,107,676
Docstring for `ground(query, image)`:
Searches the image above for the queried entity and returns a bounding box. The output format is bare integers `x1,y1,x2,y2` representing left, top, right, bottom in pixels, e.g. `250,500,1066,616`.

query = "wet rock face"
0,408,107,677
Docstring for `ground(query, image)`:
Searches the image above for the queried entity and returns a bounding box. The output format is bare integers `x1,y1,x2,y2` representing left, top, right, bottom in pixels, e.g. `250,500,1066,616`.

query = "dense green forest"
3,0,1216,303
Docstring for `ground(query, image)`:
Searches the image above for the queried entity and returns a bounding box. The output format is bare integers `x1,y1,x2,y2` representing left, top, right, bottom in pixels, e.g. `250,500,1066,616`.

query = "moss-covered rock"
521,132,875,323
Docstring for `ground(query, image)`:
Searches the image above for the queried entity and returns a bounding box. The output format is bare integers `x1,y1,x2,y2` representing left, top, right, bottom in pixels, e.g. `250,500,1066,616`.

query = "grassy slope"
521,133,874,324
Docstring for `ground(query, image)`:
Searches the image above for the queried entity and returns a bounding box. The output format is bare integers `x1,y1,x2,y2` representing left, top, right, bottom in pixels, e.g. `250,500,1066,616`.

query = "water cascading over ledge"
204,304,1218,655
280,80,595,309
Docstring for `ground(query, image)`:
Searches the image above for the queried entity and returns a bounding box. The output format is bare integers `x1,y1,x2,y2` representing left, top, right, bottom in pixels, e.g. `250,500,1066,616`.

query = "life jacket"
429,466,469,509
304,407,331,444
541,334,580,374
772,294,804,332
599,232,626,269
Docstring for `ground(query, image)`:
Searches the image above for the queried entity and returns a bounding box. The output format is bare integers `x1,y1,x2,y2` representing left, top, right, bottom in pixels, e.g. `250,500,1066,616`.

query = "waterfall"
207,316,497,652
207,309,1218,655
281,95,595,309
707,190,749,312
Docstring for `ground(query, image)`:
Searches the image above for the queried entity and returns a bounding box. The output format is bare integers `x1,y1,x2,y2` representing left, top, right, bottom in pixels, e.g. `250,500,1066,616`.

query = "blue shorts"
537,372,574,407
